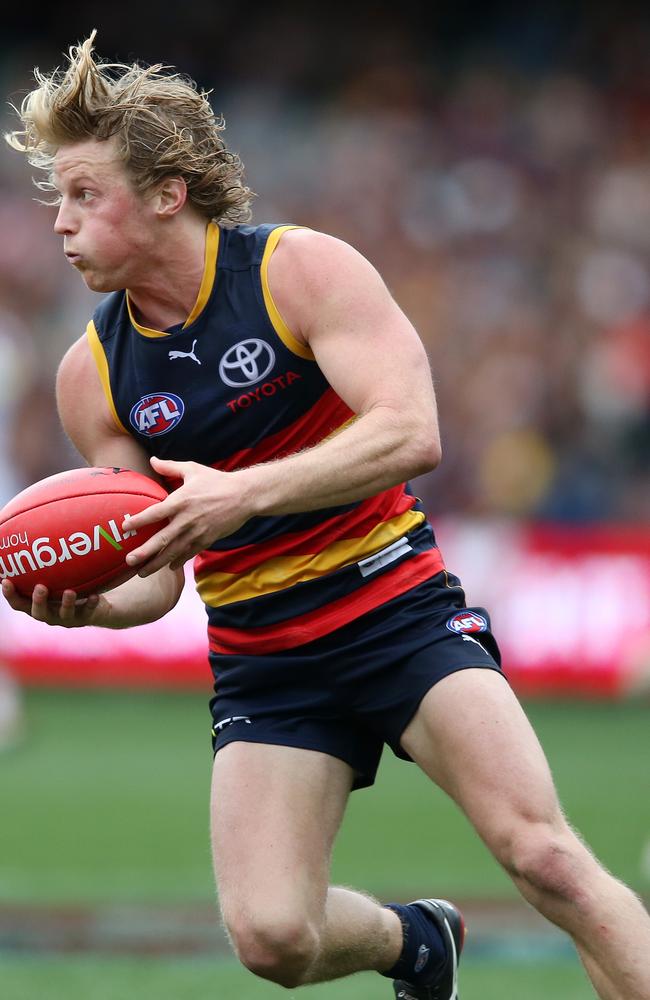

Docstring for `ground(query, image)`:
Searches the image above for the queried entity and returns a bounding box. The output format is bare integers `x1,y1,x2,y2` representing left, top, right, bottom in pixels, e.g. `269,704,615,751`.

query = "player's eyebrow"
51,172,101,192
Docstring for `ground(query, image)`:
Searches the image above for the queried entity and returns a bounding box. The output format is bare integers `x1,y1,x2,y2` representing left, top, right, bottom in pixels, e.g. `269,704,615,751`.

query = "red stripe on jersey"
195,485,416,578
215,387,354,473
207,549,445,655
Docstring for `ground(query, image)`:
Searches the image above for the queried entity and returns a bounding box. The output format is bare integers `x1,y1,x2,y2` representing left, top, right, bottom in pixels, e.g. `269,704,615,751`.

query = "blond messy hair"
5,30,253,222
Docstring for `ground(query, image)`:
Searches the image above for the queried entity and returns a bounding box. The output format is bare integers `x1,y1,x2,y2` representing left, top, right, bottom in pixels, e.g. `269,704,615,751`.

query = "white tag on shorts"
357,536,413,578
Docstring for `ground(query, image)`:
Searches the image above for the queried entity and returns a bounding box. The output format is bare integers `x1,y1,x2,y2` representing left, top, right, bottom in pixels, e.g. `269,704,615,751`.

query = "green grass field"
0,956,596,1000
1,688,648,998
3,690,649,901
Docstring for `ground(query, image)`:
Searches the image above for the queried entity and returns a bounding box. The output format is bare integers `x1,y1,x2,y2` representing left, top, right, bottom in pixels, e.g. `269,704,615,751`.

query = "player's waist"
205,521,445,656
195,500,425,609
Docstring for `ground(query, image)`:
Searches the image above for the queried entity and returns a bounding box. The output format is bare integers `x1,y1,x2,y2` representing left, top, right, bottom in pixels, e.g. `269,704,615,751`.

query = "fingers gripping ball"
0,467,168,597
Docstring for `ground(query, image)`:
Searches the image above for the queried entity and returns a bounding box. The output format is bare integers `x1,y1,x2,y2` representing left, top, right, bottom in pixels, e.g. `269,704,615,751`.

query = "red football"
0,467,168,598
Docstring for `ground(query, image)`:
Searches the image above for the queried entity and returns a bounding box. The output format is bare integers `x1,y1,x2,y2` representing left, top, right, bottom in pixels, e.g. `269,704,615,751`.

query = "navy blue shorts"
208,571,504,790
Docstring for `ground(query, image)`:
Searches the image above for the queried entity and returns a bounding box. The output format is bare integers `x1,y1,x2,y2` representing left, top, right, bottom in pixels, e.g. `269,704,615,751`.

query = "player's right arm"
0,334,184,629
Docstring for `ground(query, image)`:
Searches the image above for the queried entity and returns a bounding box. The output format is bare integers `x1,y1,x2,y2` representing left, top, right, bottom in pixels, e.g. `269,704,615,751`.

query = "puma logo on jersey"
168,339,201,365
462,634,489,654
212,715,252,734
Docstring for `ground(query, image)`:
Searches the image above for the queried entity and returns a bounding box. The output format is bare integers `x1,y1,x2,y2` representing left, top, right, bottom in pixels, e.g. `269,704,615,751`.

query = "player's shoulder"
56,331,97,394
267,227,392,344
269,227,383,302
56,330,125,451
275,227,368,269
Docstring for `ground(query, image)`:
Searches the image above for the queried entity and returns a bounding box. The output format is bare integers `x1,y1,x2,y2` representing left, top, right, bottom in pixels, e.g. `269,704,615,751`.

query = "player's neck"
126,215,210,331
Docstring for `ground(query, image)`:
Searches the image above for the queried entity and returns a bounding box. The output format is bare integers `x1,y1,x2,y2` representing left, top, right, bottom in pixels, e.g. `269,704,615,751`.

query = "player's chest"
112,325,326,464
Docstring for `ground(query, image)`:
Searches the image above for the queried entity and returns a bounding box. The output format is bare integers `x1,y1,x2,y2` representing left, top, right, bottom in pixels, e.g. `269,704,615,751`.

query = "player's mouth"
64,251,83,265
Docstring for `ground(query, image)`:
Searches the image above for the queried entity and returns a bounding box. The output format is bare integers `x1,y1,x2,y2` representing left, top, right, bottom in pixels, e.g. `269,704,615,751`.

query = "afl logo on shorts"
129,392,185,437
446,610,488,634
219,339,275,388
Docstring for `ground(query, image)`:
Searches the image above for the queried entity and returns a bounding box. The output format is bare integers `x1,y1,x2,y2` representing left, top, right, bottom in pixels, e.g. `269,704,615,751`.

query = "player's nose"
53,200,77,235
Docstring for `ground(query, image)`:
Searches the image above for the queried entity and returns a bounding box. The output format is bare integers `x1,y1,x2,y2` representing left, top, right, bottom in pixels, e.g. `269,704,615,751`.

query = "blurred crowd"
0,4,648,522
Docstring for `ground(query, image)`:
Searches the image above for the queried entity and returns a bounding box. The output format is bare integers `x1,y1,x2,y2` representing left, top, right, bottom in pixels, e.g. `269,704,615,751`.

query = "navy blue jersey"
87,223,445,654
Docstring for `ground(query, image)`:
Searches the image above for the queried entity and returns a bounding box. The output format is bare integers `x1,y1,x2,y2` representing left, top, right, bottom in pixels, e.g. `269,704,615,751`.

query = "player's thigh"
211,741,353,927
400,668,563,857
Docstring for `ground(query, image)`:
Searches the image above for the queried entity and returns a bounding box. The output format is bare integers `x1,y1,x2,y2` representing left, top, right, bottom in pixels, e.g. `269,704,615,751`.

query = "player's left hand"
121,456,252,576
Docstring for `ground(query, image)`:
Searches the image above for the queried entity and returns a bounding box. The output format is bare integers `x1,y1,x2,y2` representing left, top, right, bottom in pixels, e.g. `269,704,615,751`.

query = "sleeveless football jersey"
87,222,445,655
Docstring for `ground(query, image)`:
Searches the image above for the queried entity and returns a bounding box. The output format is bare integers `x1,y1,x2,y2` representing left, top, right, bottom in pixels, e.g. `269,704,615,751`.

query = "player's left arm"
124,230,442,575
258,229,442,504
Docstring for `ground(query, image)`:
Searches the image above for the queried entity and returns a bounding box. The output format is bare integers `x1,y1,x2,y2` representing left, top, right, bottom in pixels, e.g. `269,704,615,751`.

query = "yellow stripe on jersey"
260,225,315,361
184,221,220,328
126,222,220,338
126,300,167,338
85,321,129,434
196,507,426,608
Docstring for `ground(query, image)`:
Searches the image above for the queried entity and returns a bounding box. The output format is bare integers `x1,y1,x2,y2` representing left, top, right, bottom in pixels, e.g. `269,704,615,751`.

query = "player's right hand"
1,580,112,628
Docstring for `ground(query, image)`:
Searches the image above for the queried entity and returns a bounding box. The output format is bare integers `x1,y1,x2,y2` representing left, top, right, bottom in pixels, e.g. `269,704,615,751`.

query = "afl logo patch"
129,393,185,437
219,339,275,388
446,610,488,634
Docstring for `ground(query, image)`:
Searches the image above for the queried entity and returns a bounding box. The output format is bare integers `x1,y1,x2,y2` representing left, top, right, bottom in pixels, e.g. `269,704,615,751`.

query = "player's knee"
500,821,594,910
227,911,319,988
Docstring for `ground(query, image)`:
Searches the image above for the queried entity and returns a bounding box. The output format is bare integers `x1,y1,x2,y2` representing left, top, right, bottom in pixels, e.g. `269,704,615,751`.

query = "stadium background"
0,3,648,998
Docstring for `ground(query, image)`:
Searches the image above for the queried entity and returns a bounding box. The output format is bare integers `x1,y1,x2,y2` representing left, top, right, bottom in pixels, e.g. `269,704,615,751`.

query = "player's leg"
400,668,650,1000
210,740,404,987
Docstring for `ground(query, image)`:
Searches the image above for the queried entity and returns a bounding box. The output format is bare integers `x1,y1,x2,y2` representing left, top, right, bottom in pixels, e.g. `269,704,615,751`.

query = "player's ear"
152,177,187,218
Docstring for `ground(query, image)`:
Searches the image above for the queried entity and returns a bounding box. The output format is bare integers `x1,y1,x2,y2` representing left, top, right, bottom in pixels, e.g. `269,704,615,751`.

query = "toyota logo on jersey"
219,339,275,388
129,392,185,436
445,610,488,634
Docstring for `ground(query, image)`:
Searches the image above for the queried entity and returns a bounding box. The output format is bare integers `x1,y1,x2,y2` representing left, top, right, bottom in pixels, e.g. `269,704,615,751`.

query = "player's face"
52,138,156,292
